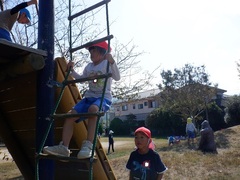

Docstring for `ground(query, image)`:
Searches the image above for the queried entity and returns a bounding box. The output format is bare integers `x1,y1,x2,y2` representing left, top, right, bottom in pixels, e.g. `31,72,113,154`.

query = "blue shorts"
73,97,111,123
187,131,195,138
0,28,12,42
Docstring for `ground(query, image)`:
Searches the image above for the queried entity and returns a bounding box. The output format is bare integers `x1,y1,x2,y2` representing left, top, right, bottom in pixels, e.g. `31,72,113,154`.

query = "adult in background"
0,0,37,42
107,130,114,154
198,120,218,154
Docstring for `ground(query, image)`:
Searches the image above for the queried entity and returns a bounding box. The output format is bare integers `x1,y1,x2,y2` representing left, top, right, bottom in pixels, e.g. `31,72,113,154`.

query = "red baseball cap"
135,127,151,139
135,127,155,150
88,41,111,52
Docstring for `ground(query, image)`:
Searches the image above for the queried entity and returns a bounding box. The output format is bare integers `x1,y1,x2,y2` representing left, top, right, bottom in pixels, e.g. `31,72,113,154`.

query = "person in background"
107,130,114,154
168,136,175,146
198,120,218,154
126,127,168,180
0,0,37,42
186,117,197,146
43,41,120,159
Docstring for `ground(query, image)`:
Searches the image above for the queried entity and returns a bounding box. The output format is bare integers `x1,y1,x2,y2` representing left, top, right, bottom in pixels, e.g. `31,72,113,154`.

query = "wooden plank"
0,84,35,101
0,54,45,79
8,116,65,132
0,87,35,98
38,153,97,163
0,81,35,98
0,39,47,60
8,117,35,131
0,72,36,91
1,107,64,132
4,108,36,123
0,97,36,112
13,130,36,146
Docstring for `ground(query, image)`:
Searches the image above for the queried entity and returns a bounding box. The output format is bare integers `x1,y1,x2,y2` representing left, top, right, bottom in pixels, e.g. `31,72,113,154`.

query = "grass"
1,125,240,180
107,126,240,180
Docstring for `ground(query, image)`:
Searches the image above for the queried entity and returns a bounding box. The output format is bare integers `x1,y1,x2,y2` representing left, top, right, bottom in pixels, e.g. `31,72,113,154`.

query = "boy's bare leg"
77,105,98,159
87,105,98,143
62,110,79,147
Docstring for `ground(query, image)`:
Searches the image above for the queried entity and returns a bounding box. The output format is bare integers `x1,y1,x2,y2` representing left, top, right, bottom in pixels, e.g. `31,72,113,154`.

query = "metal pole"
36,0,55,179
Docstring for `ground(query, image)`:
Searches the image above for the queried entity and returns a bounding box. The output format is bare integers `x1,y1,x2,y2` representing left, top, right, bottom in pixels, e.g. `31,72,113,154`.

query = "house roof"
113,89,160,104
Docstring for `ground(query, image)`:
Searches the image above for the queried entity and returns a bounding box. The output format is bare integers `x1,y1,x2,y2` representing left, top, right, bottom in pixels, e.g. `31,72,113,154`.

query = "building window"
122,105,128,111
138,104,143,109
116,106,120,111
133,104,136,109
148,100,156,108
144,102,148,106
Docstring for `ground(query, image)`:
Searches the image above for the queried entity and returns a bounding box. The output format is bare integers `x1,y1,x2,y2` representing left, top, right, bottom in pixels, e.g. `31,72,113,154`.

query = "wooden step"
37,153,97,163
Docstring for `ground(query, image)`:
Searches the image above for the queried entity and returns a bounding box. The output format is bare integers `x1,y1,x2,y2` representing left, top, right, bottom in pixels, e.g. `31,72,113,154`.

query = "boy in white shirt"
43,41,120,159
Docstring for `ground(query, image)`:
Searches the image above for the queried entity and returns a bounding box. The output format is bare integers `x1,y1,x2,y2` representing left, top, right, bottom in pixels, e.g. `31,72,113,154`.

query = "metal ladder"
35,0,114,179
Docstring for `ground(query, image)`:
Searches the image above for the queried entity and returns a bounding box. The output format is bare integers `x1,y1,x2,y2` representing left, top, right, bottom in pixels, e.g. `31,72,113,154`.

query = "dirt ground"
101,141,130,149
0,146,13,162
0,145,22,180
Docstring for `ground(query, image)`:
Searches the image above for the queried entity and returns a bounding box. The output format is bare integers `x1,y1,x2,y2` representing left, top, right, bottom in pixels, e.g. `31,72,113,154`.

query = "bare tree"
53,0,159,99
8,0,159,99
3,0,38,46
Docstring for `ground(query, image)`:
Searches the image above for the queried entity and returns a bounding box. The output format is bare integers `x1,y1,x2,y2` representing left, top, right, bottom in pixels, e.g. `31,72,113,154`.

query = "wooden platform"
0,40,47,81
0,39,47,60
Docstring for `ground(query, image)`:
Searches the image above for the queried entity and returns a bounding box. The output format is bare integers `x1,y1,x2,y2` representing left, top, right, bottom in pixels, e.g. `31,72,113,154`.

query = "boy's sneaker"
43,142,70,157
77,140,93,159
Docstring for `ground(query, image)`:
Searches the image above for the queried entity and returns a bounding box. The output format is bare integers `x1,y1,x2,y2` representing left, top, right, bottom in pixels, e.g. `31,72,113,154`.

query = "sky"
102,0,240,95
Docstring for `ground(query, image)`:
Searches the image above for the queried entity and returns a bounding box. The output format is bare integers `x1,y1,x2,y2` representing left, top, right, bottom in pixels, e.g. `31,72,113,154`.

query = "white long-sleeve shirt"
71,59,120,101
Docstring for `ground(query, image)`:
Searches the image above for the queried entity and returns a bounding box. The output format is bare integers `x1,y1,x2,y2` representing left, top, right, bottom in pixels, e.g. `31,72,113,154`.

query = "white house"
112,89,160,121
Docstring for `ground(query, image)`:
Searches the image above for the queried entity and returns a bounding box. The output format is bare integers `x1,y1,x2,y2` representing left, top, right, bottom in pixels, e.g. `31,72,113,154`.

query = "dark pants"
108,142,114,153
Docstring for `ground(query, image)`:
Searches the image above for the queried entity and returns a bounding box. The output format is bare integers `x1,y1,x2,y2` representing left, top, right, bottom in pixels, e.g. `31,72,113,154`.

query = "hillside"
0,125,240,180
110,125,240,180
